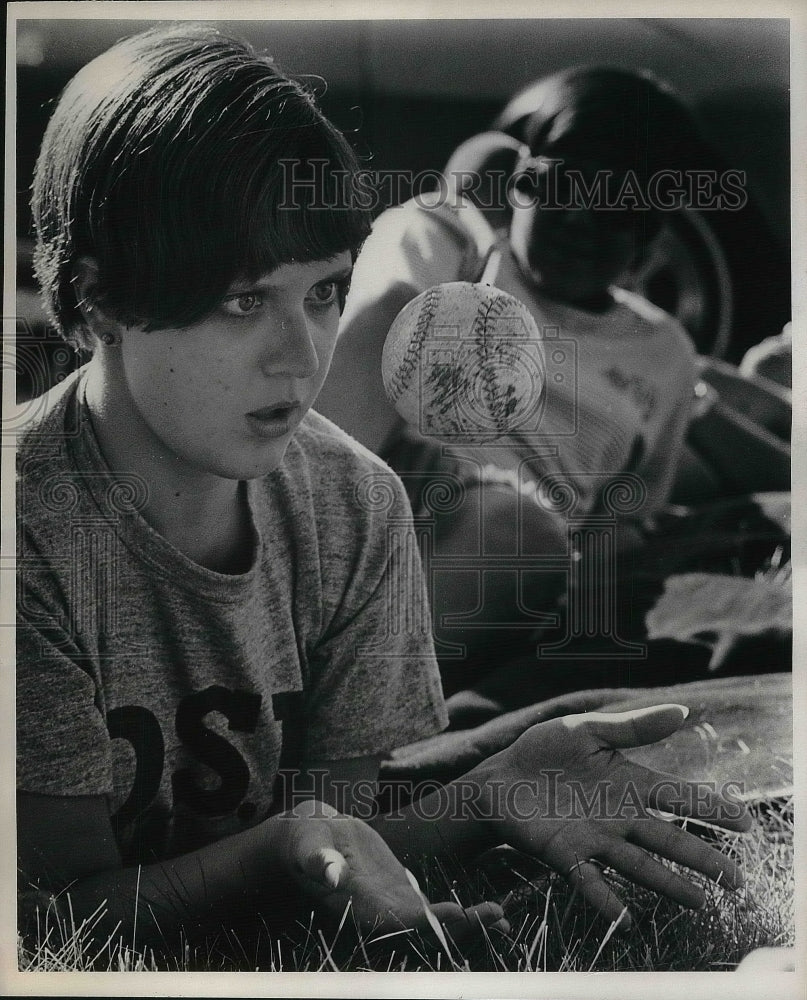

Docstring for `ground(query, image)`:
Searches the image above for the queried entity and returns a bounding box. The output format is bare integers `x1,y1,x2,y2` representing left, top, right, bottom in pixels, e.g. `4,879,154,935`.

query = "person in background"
317,66,790,697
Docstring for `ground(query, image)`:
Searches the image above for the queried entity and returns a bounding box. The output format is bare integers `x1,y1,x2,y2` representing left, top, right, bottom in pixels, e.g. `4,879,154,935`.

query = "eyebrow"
229,265,354,294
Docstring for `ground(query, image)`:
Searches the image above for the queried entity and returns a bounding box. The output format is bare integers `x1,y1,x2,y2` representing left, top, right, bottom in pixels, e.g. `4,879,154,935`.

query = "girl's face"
509,160,640,310
113,254,353,481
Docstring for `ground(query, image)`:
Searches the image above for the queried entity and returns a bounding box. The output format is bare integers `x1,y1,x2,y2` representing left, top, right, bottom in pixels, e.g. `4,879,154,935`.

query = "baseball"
381,281,546,443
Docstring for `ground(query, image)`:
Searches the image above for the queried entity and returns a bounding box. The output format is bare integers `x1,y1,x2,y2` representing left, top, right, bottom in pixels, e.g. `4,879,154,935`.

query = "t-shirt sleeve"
16,599,112,797
302,467,448,760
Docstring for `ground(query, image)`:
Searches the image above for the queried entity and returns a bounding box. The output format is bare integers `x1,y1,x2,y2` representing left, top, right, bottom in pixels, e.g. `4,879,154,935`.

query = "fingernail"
323,861,341,889
673,704,690,720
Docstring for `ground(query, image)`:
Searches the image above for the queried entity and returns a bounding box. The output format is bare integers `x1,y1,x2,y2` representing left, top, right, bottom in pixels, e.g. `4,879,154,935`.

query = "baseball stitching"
474,292,519,435
385,284,443,404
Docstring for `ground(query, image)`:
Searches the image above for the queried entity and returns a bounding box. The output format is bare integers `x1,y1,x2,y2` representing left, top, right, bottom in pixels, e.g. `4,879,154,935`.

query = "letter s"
172,686,262,816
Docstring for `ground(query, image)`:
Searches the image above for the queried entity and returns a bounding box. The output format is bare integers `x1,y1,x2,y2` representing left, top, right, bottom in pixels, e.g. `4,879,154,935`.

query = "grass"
17,793,794,973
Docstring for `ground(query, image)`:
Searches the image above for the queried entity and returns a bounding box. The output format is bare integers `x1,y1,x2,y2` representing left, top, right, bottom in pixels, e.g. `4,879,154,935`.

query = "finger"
628,816,745,891
620,762,752,833
289,812,348,892
565,861,632,931
570,704,689,749
298,845,349,891
403,870,453,954
599,840,705,909
430,901,510,944
321,848,349,889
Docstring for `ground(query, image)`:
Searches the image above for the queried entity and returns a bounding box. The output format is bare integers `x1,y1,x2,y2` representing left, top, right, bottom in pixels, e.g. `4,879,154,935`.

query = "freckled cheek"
205,356,252,399
165,350,237,394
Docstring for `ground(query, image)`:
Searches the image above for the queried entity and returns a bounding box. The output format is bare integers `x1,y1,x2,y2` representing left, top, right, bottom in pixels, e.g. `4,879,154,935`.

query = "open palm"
472,704,751,927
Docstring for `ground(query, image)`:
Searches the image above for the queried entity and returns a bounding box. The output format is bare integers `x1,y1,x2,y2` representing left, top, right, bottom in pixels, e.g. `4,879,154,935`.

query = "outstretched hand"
474,703,751,929
275,799,509,945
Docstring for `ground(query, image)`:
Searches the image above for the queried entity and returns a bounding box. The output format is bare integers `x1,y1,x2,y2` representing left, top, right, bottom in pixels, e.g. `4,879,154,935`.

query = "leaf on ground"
645,573,791,670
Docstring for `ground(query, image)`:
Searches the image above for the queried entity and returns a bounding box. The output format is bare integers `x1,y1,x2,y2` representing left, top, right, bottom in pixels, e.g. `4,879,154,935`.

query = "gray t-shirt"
17,370,447,862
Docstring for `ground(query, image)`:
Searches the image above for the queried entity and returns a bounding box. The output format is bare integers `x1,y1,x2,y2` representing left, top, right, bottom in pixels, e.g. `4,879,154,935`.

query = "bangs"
41,28,374,338
234,121,372,285
104,104,372,332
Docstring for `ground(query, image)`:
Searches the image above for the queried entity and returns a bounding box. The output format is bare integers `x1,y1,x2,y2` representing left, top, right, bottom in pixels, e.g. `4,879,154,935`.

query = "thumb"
303,847,349,891
574,703,690,749
292,822,349,893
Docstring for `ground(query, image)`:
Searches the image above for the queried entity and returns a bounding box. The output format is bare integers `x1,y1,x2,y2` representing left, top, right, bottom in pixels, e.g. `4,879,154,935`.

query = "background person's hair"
32,23,372,350
496,66,709,241
497,65,705,178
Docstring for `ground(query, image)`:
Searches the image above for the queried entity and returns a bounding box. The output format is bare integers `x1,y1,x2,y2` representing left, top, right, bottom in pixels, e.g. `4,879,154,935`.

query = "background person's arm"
318,280,418,453
686,382,791,495
317,197,475,453
698,355,791,436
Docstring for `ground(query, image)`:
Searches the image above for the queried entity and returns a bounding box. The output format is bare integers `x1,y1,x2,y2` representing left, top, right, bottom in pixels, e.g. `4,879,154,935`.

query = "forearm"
298,758,492,873
372,763,501,875
20,818,290,955
698,356,791,432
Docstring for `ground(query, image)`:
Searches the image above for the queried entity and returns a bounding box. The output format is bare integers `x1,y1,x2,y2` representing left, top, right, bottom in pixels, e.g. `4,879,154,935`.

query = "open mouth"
245,402,301,439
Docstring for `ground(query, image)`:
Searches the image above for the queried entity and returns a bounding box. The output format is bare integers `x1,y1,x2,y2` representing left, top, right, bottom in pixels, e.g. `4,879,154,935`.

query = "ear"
71,256,123,342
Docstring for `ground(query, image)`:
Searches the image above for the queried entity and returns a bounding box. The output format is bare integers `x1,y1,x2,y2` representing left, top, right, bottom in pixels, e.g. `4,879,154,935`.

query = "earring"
100,332,118,346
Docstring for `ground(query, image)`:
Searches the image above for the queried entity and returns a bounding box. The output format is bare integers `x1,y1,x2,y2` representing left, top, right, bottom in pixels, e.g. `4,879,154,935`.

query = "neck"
83,357,253,573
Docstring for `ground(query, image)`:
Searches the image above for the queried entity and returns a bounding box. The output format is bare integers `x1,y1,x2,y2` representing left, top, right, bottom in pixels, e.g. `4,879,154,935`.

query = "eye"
307,278,351,313
307,281,338,306
221,292,264,317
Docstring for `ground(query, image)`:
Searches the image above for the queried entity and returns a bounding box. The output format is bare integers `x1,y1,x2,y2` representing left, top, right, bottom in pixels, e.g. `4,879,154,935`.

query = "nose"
259,310,319,380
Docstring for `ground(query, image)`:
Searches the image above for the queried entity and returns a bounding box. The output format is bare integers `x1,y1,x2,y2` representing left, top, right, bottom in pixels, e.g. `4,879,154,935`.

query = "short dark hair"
497,66,704,178
496,66,708,240
32,23,372,348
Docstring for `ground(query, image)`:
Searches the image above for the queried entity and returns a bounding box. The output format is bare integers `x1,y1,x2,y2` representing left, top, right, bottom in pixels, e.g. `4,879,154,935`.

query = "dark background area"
14,17,791,396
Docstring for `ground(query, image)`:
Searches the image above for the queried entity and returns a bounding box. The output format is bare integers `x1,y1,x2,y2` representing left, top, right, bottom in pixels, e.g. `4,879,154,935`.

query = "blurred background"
14,17,791,398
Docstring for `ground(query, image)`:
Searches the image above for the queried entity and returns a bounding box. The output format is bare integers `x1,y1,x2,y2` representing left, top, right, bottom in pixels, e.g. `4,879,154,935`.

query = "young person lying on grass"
17,24,750,960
